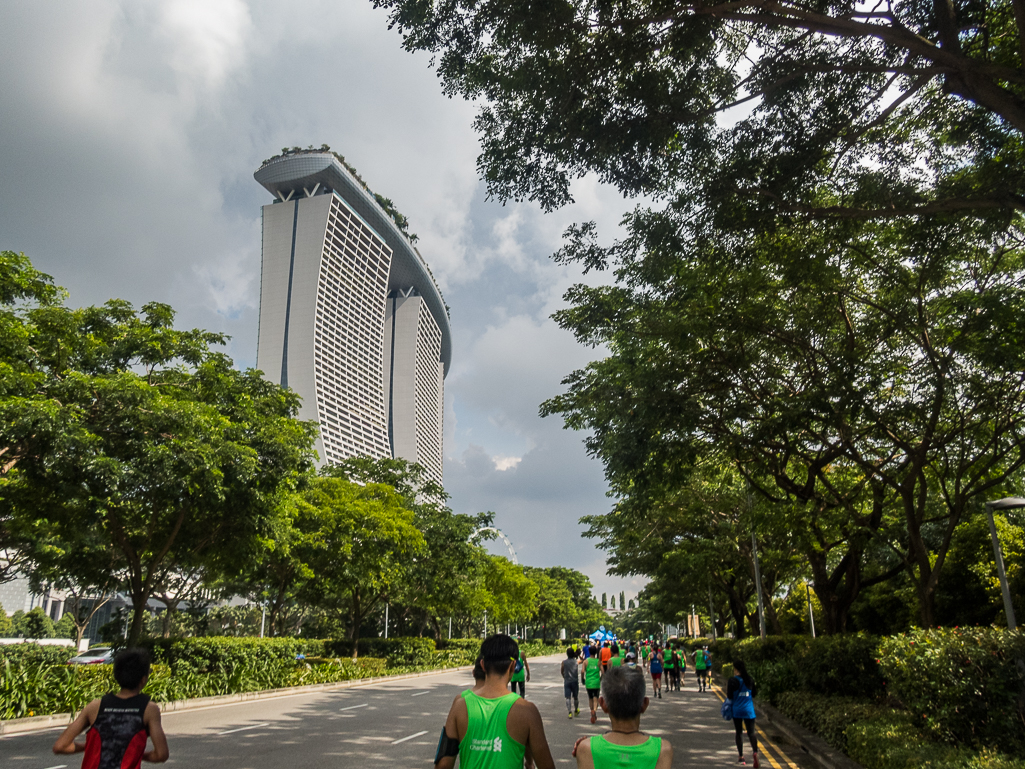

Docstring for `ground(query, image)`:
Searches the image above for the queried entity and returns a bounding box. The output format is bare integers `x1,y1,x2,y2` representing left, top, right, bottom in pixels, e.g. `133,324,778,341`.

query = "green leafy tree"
378,0,1025,223
0,603,11,636
524,567,578,643
323,457,494,637
299,477,426,656
21,606,53,639
484,556,538,625
544,213,1025,627
1,254,318,644
53,611,76,639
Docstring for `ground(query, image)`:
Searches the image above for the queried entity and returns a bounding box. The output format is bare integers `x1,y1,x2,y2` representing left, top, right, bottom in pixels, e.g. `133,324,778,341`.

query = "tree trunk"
127,588,149,646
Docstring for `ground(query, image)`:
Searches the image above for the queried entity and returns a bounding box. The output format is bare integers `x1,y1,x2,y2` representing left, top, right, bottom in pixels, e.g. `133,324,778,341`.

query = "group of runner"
438,634,673,769
48,634,755,769
643,640,712,698
437,633,759,768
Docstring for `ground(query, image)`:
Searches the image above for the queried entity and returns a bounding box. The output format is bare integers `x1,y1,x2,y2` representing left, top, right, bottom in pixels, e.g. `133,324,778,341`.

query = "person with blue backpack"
510,648,530,697
724,660,759,767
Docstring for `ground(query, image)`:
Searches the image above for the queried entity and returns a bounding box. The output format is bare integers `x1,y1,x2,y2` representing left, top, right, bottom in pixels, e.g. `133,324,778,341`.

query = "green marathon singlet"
694,651,708,670
641,646,649,660
589,734,662,769
663,654,675,670
610,655,623,668
511,652,526,683
459,691,526,769
585,658,602,689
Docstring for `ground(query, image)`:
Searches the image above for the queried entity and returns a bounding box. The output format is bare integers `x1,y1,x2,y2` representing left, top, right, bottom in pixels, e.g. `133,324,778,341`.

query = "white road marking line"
391,729,429,745
339,703,368,711
411,690,430,697
217,722,270,735
41,765,68,769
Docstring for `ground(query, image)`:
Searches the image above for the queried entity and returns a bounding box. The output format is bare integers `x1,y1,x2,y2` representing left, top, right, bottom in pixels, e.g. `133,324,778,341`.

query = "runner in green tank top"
572,666,672,769
661,650,674,695
582,654,602,724
436,634,555,769
458,690,524,767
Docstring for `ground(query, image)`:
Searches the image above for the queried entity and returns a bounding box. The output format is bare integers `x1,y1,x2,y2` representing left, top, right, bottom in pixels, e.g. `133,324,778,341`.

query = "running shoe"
753,752,759,768
590,711,597,724
567,712,573,718
738,758,746,765
575,708,580,715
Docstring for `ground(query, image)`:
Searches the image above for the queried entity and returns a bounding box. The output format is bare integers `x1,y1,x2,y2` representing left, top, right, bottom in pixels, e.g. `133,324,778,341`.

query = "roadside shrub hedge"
847,711,1025,769
435,638,483,652
0,654,388,720
878,627,1025,754
328,637,438,665
142,637,326,673
719,633,881,702
0,643,76,665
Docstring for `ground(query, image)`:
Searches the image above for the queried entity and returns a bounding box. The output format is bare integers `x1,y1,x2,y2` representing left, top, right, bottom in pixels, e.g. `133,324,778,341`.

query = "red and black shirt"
82,693,150,769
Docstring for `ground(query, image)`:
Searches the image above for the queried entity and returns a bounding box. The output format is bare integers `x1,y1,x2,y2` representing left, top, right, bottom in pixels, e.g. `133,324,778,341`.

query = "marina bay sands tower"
253,150,450,483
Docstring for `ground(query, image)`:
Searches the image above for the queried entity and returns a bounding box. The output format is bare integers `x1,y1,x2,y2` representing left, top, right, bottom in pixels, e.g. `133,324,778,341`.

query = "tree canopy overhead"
377,0,1025,219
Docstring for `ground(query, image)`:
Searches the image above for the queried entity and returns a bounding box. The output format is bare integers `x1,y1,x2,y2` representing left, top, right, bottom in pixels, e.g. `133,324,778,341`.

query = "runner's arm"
52,699,98,754
522,701,555,769
436,695,465,769
573,735,595,769
142,703,169,762
655,738,673,769
524,656,530,682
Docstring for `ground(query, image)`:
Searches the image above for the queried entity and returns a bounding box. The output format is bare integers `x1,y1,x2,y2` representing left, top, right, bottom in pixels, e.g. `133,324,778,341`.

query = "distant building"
253,151,450,483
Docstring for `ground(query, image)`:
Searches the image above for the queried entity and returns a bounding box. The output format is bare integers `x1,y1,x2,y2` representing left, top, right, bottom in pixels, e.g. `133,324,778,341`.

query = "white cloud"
492,456,522,472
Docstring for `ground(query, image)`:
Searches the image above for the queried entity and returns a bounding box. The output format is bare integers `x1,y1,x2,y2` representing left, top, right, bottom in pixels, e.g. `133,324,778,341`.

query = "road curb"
712,671,865,769
0,664,474,737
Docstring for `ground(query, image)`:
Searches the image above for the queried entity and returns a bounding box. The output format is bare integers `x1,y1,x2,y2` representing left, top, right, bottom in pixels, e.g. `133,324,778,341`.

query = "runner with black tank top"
53,648,168,768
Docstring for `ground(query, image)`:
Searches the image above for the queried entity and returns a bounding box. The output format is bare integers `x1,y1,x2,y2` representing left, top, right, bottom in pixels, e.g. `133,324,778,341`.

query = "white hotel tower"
254,151,450,483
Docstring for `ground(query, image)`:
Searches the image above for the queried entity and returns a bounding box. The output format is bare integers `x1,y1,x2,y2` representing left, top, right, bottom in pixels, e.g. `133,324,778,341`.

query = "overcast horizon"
0,0,647,601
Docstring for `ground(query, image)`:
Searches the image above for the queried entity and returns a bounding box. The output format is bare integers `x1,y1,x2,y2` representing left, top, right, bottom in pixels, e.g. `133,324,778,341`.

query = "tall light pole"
384,604,389,639
984,497,1025,630
751,531,766,639
806,583,816,638
708,584,717,641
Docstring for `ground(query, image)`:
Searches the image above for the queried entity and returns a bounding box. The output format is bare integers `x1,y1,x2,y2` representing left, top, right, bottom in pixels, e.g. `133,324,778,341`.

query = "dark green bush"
733,633,812,665
321,636,436,666
0,643,76,665
800,633,882,698
878,627,1025,753
435,638,483,652
847,712,1025,769
776,691,887,753
142,636,325,674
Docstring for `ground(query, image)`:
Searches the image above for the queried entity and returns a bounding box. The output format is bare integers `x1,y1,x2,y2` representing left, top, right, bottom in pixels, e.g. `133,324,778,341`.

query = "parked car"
67,647,114,665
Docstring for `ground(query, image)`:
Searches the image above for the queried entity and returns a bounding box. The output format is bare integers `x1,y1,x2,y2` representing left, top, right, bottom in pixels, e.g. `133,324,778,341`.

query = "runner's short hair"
600,666,647,719
567,647,576,657
113,648,152,690
478,634,519,676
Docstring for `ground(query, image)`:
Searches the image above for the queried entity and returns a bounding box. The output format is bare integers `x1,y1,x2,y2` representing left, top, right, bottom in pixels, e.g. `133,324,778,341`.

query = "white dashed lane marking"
217,723,270,736
391,730,428,745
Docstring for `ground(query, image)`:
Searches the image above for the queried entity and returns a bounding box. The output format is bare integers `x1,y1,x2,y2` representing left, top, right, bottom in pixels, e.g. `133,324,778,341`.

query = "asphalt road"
1,654,808,768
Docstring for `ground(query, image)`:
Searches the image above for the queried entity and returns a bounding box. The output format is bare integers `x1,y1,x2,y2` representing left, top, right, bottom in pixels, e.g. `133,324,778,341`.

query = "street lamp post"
984,497,1025,630
752,531,766,639
806,583,816,639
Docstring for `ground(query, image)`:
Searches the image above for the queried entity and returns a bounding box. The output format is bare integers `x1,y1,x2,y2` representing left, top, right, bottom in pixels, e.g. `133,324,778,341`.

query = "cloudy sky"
0,0,646,600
